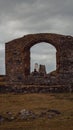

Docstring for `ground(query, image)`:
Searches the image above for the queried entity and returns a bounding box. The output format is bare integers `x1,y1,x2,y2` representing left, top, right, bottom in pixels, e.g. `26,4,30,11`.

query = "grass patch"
0,93,73,130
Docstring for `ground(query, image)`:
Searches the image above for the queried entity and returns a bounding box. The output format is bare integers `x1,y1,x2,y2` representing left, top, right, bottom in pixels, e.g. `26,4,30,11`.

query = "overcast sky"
0,0,73,74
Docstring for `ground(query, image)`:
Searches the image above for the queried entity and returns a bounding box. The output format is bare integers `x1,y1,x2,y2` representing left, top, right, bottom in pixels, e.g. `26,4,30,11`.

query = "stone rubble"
0,109,62,123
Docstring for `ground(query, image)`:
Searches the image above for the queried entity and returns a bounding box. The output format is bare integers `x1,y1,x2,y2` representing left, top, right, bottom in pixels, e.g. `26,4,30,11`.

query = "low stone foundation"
0,84,72,93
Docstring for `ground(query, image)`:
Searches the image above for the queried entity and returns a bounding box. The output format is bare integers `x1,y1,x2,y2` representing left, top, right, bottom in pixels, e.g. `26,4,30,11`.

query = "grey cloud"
0,0,73,74
0,46,5,75
0,0,73,37
30,43,56,57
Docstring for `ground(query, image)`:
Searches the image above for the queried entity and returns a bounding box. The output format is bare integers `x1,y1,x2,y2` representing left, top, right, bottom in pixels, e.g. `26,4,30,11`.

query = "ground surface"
0,93,73,130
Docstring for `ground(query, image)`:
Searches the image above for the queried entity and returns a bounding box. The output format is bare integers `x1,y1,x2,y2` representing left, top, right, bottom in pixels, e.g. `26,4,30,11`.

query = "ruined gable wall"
5,33,73,87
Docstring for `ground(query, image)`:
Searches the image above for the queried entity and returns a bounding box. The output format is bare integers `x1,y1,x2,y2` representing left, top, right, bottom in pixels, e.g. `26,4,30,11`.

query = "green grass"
0,93,73,130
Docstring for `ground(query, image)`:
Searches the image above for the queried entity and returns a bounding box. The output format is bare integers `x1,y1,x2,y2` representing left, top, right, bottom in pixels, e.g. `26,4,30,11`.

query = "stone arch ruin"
5,33,73,88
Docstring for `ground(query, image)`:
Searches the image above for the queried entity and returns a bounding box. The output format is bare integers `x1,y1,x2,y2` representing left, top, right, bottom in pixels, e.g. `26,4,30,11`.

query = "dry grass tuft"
0,93,73,130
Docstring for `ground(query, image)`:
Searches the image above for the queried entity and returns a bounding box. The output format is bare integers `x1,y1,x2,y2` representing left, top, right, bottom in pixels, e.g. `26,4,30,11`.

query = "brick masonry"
5,33,73,88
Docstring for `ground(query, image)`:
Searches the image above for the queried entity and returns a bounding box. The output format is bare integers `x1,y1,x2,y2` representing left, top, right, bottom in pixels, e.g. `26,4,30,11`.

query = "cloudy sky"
0,0,73,74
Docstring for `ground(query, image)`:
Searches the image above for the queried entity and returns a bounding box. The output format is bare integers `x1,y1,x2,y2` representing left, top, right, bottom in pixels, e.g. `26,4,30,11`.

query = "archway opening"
30,42,56,74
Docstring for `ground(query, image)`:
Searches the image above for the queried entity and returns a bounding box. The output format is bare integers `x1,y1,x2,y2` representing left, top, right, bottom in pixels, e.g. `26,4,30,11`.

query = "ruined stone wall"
57,36,73,85
5,33,73,87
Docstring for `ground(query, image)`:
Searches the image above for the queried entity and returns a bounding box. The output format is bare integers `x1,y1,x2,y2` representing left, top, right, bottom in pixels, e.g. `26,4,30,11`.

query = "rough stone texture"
5,33,73,88
39,65,46,75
